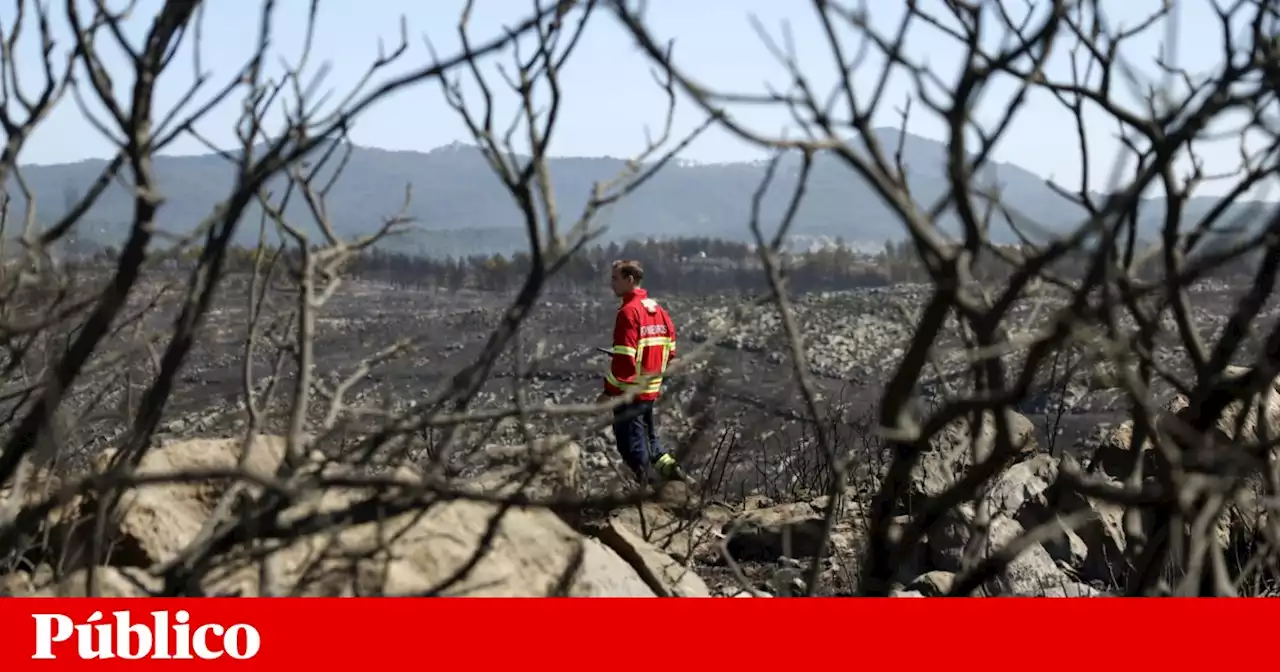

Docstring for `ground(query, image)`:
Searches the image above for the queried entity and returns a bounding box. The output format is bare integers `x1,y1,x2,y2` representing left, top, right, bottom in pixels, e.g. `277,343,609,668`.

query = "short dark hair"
612,259,644,283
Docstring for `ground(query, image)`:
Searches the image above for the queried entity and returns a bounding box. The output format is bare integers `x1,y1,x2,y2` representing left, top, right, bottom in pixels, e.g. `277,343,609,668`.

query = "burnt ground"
36,273,1278,505
7,271,1274,597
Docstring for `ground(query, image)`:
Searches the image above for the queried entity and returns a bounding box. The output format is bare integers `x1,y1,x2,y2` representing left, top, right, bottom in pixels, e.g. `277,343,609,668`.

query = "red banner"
0,598,1264,668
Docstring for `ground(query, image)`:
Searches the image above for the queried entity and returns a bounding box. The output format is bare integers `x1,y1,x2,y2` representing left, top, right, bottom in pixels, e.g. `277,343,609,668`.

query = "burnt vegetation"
2,0,1280,598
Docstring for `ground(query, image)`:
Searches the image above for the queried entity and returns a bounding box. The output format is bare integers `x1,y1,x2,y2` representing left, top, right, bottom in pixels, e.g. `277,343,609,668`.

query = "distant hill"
8,128,1274,258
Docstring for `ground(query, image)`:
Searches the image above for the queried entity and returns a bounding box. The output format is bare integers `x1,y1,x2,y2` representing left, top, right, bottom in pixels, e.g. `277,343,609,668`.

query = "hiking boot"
651,454,688,483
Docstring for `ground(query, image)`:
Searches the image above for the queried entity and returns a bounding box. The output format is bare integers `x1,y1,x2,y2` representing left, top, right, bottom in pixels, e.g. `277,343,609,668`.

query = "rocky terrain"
3,273,1277,596
3,384,1272,597
62,274,1271,466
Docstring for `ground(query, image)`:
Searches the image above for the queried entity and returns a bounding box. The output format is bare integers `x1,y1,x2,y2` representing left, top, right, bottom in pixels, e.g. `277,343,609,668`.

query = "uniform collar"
622,287,648,304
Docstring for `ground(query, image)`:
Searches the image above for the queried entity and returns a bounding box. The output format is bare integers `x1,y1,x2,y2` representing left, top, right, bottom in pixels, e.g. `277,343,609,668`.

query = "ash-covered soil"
41,273,1275,501
11,273,1279,597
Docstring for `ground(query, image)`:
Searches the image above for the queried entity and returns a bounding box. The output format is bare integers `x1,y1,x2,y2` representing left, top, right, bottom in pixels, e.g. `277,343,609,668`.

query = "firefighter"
596,259,687,484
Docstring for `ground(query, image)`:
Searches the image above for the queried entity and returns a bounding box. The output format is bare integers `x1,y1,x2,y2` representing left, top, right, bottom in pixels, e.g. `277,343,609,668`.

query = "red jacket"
604,288,677,401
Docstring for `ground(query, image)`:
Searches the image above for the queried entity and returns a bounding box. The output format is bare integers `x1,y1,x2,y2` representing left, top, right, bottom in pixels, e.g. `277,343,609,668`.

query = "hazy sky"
3,0,1266,196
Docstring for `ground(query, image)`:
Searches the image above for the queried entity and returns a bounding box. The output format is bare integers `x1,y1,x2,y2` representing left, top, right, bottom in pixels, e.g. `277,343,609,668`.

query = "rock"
1083,419,1169,485
592,517,712,597
1040,582,1106,597
575,539,664,598
907,570,954,597
1093,367,1280,483
5,433,719,598
0,462,63,512
922,451,1113,594
768,566,807,597
1077,368,1280,585
653,480,696,511
31,567,160,597
984,454,1058,522
982,454,1096,573
0,571,34,596
929,504,1075,596
1084,360,1124,390
609,503,721,565
778,556,804,569
1073,388,1127,414
743,494,774,511
908,409,1037,503
1164,393,1190,415
1041,519,1091,572
723,502,827,562
0,462,80,571
1189,369,1280,559
673,492,864,595
821,519,870,590
1170,367,1280,460
1018,382,1087,415
203,435,678,597
59,435,288,569
465,436,582,502
1054,478,1134,585
203,485,661,597
918,451,1069,562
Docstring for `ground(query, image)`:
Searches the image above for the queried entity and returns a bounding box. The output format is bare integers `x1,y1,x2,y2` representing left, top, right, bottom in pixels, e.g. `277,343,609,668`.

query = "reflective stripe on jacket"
603,288,677,401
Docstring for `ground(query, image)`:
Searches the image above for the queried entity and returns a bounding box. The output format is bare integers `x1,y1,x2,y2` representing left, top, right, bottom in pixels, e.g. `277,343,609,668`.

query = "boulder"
57,435,287,569
1053,475,1134,585
723,502,827,562
983,454,1096,573
929,504,1079,596
30,567,159,597
983,453,1058,523
906,570,954,597
200,477,662,597
465,436,582,502
908,409,1037,503
1040,582,1106,597
0,571,34,596
1041,518,1091,573
1085,420,1158,482
1169,365,1280,445
591,517,711,597
0,461,79,570
609,502,724,565
7,434,717,597
1092,367,1280,482
1079,367,1280,585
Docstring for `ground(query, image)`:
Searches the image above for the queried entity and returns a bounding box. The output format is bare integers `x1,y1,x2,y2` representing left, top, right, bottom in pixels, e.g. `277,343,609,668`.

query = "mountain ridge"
8,129,1273,258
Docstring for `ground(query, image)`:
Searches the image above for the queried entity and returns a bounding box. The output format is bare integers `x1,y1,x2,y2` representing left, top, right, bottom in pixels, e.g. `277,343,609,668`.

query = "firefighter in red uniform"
596,260,687,484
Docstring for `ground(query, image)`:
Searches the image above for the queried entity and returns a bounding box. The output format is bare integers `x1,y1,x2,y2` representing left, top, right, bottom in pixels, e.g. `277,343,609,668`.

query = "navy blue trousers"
612,401,667,476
